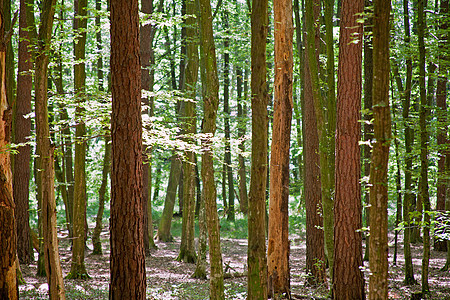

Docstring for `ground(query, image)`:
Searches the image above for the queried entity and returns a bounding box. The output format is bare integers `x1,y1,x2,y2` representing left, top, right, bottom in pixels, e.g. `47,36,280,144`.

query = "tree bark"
177,0,199,263
434,0,449,253
0,6,18,298
14,0,33,265
68,0,89,279
247,0,269,297
198,0,224,296
109,0,146,298
332,0,365,298
268,0,293,296
368,0,391,297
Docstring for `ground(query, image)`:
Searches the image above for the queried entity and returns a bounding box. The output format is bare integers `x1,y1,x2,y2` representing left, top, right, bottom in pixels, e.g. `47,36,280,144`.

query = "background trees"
4,0,450,298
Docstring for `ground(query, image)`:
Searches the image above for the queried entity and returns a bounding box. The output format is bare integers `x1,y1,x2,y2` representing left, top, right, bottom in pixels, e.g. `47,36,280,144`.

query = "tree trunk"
14,0,33,265
109,0,146,298
368,0,391,297
68,0,89,279
418,0,431,292
236,65,248,214
192,184,207,279
157,154,181,242
0,7,18,297
268,0,293,296
198,0,224,296
222,9,234,221
177,0,199,263
247,0,269,297
92,138,110,255
300,0,326,286
33,0,66,298
332,0,365,298
305,0,335,276
435,0,449,253
362,0,373,263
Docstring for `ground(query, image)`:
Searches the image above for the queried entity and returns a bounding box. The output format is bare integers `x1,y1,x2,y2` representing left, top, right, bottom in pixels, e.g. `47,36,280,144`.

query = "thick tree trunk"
247,0,269,297
14,0,33,265
109,0,146,298
368,0,391,297
0,8,18,297
267,0,293,296
198,0,224,296
332,0,365,298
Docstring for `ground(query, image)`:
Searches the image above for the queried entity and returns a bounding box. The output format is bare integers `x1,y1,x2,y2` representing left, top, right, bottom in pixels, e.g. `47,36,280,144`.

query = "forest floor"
19,223,450,299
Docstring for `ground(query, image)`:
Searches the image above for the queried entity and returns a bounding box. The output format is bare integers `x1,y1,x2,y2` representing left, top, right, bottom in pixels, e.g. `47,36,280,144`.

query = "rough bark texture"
14,0,33,265
305,0,335,275
247,0,269,297
435,0,449,253
332,0,365,298
68,0,89,279
109,0,146,298
0,6,18,298
268,0,293,296
363,0,373,262
178,0,198,263
33,0,66,298
198,0,224,296
368,0,391,297
301,0,327,286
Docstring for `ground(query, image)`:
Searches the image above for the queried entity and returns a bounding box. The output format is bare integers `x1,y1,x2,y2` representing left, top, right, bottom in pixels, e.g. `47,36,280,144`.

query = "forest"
0,0,449,298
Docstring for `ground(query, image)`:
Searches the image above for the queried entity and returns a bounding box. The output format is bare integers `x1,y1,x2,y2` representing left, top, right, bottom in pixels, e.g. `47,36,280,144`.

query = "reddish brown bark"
109,0,146,298
267,0,293,295
14,0,33,265
332,0,365,298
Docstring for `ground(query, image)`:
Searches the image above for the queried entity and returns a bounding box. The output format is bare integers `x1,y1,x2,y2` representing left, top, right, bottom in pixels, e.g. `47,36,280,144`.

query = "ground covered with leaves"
19,224,450,299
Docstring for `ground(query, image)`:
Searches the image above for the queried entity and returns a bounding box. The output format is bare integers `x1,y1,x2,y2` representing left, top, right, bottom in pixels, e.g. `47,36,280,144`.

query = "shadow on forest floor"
19,226,450,299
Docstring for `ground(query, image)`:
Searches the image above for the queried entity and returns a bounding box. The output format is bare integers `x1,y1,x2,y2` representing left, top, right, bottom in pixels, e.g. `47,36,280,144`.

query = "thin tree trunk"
177,0,199,263
417,0,431,292
297,0,326,286
68,0,89,279
368,0,391,296
305,0,335,276
198,0,224,296
157,154,181,242
192,184,207,279
401,0,416,283
236,65,248,214
34,0,66,297
92,138,110,255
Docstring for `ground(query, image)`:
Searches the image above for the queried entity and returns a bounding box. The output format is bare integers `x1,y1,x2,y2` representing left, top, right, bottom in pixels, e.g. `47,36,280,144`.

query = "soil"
19,228,450,299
